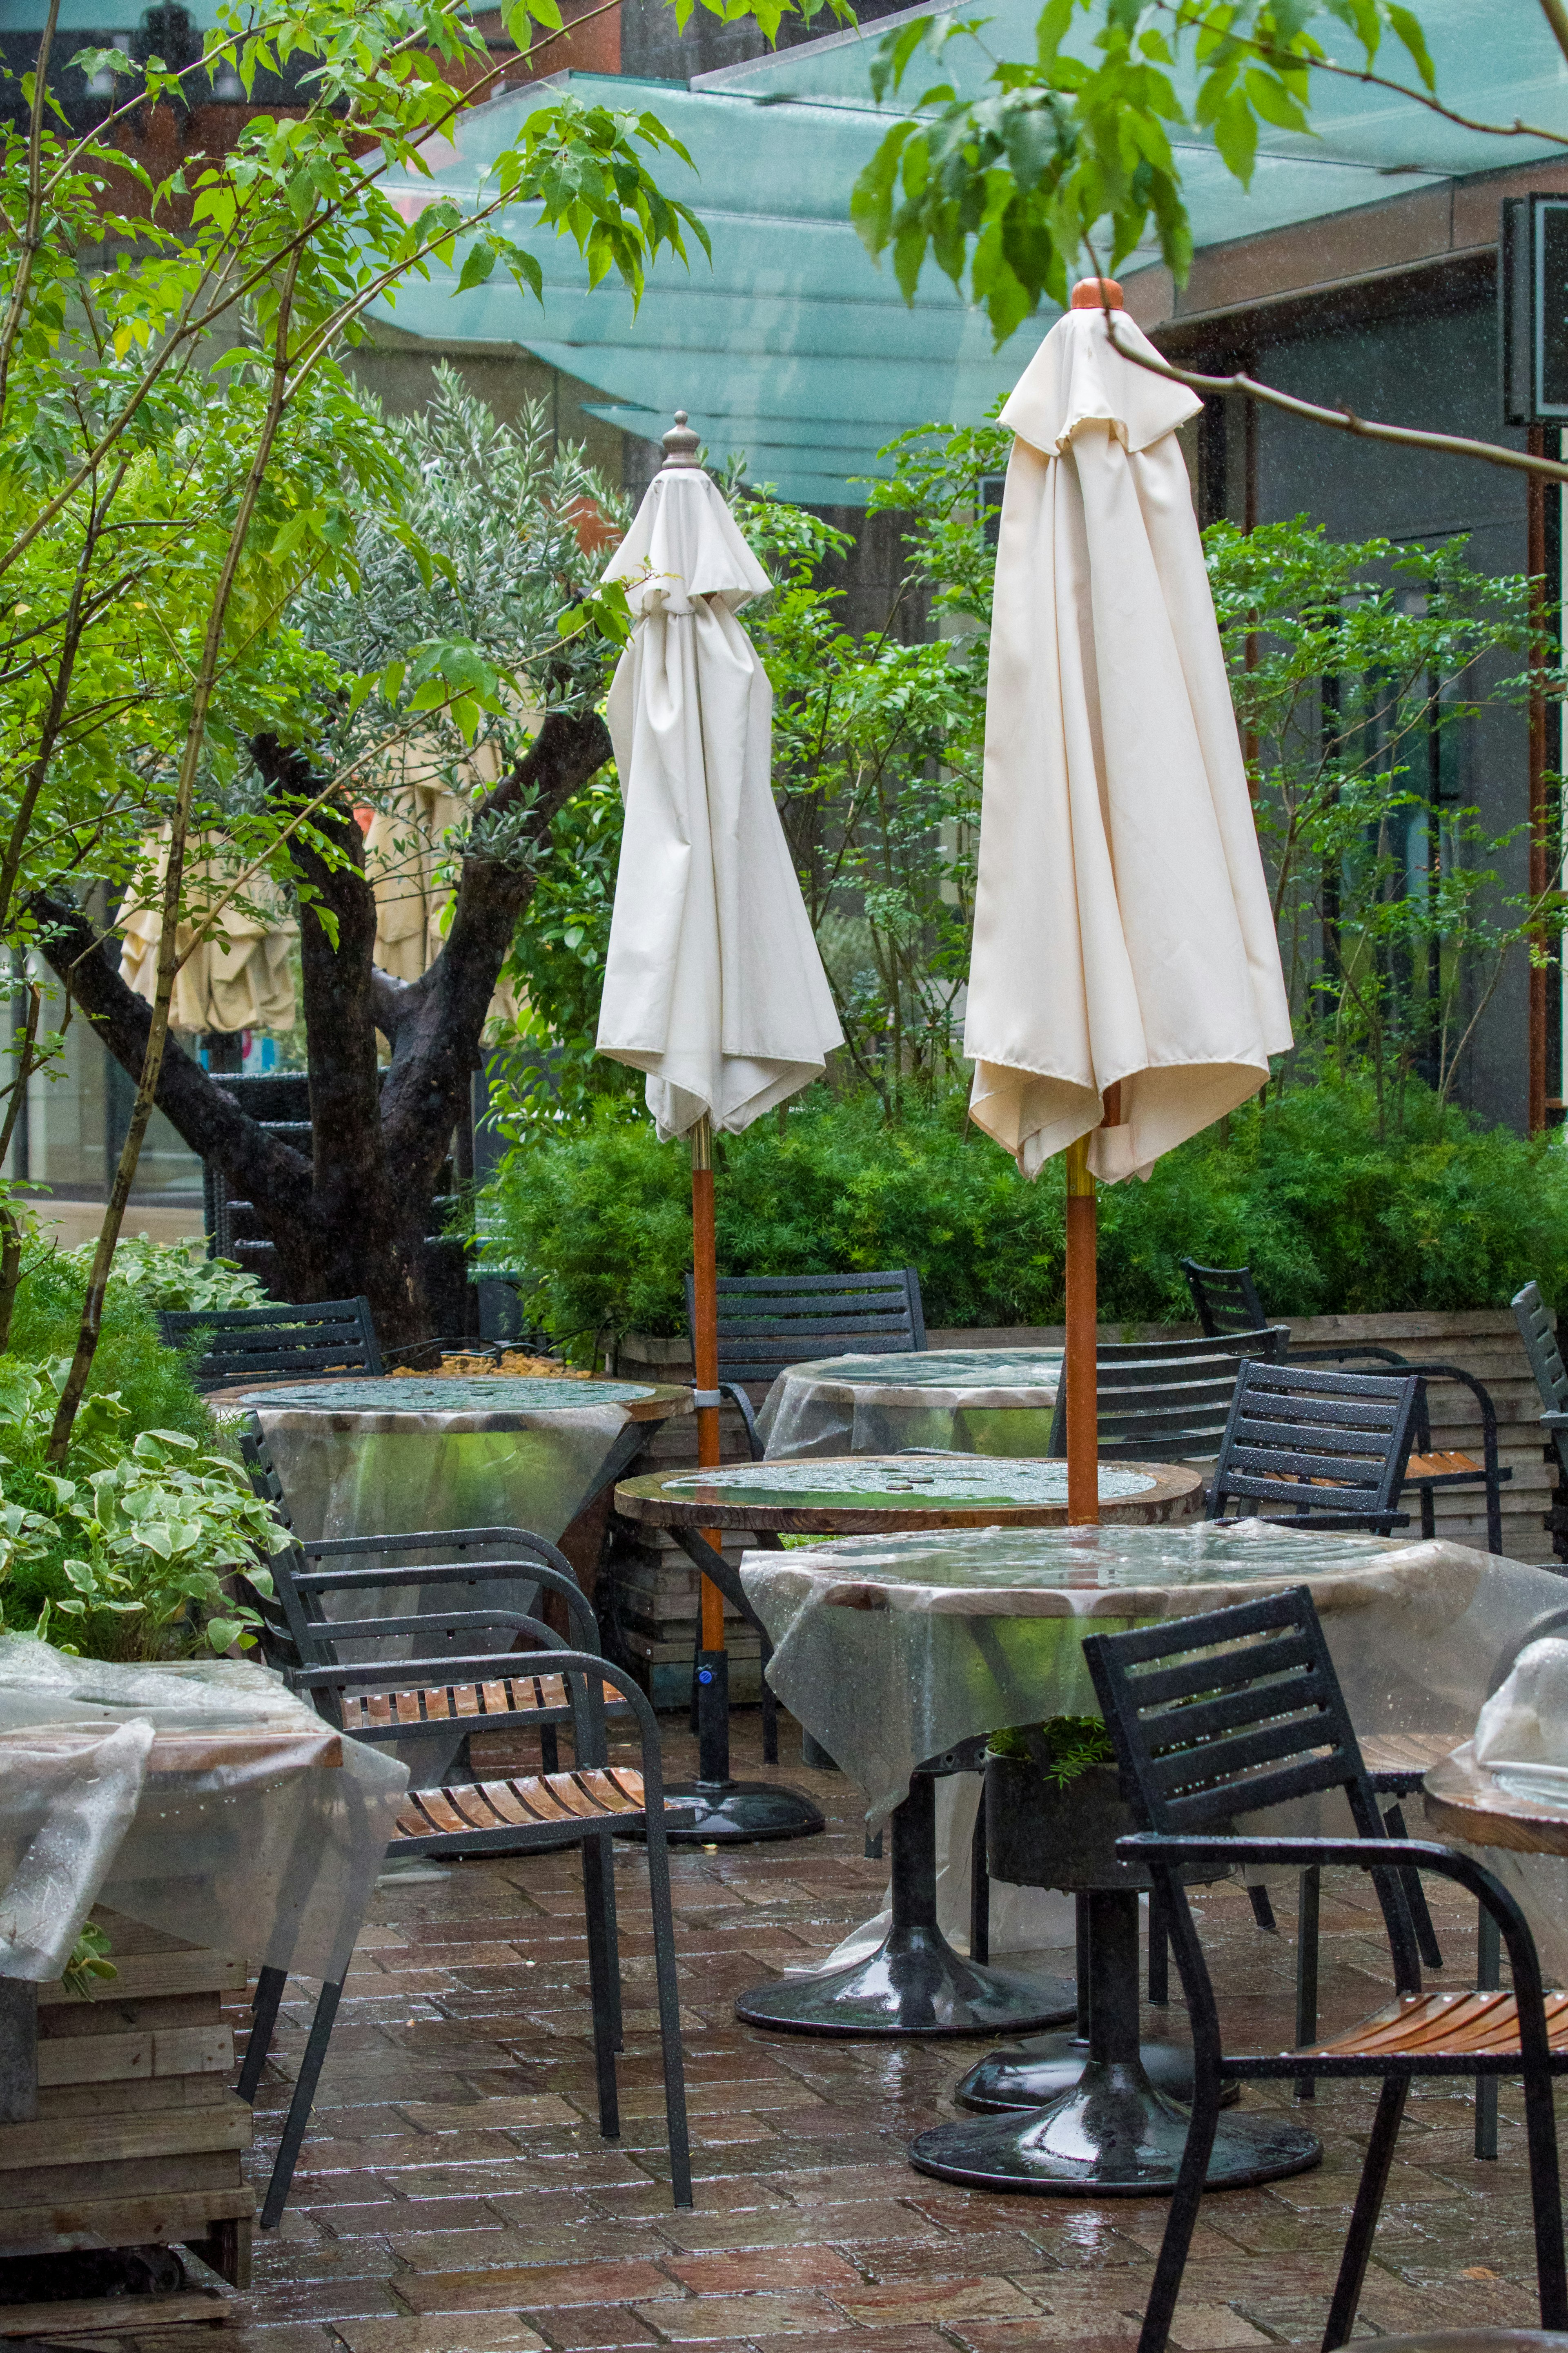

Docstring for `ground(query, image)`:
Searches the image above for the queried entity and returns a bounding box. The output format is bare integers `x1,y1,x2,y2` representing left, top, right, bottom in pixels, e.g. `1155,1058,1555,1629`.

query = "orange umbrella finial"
1070,277,1124,309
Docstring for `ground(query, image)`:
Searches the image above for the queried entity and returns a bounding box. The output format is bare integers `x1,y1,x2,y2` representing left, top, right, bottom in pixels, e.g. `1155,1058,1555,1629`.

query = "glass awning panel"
366,3,1568,505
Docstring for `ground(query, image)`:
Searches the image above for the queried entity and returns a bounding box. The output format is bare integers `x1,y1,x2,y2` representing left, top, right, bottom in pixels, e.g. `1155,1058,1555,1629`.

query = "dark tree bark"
32,707,612,1345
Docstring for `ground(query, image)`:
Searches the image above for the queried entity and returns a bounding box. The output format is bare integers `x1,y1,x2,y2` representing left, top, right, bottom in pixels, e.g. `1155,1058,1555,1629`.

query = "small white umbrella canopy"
964,293,1292,1185
595,440,842,1137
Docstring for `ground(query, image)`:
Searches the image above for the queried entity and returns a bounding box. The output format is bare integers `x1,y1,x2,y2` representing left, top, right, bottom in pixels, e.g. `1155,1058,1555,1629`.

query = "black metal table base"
956,2028,1232,2112
736,1776,1076,2037
911,1892,1320,2194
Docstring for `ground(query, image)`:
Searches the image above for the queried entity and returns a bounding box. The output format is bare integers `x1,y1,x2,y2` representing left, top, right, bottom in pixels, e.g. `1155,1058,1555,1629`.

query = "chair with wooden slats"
687,1267,926,1461
236,1639,693,2233
1182,1258,1511,1554
1083,1587,1568,2353
1207,1357,1422,1535
159,1296,383,1392
238,1415,627,1780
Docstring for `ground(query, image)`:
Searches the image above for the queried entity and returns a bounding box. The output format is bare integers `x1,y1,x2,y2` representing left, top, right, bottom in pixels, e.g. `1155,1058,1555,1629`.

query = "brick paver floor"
223,1710,1550,2353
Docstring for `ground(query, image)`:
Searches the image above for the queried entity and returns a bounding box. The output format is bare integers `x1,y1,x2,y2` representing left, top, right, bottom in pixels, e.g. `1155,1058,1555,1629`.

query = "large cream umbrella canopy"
964,291,1291,1186
595,415,842,1844
963,280,1292,1523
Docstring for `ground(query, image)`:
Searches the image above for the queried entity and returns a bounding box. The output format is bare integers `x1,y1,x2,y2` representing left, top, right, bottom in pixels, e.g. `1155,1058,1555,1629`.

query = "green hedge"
479,1075,1568,1355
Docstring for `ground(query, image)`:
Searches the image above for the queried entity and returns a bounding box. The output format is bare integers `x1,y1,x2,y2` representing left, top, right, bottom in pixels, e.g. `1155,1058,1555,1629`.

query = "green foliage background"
482,1073,1568,1356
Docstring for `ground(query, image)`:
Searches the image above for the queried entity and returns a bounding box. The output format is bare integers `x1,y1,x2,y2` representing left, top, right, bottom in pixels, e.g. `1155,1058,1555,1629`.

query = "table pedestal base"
955,2029,1230,2112
735,1777,1075,2037
912,2060,1320,2193
909,1891,1319,2195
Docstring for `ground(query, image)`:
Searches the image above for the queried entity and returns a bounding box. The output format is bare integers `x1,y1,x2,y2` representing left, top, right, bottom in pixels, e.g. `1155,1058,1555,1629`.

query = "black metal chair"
1207,1356,1421,1534
239,1414,630,1779
1045,1328,1288,1464
686,1267,926,1461
158,1296,382,1391
231,1621,694,2228
1082,1586,1568,2353
1512,1282,1568,1568
1181,1258,1510,1554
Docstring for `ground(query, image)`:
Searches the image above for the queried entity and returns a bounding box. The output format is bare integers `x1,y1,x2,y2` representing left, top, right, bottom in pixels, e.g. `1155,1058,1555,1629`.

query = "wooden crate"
0,1909,255,2288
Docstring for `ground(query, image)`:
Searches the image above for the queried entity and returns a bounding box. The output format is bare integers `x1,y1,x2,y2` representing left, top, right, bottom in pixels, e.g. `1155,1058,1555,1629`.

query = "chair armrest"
296,1556,599,1648
1116,1830,1553,2026
1286,1344,1411,1369
1543,1411,1568,1430
718,1381,765,1462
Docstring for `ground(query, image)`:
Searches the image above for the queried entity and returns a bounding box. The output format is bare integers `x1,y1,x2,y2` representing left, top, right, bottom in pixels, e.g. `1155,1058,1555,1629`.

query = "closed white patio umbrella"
597,411,843,1842
963,278,1292,1521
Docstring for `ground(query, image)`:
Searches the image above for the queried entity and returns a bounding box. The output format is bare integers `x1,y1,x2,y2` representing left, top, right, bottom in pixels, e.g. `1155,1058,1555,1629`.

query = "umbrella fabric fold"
120,830,296,1035
595,467,842,1141
964,304,1292,1184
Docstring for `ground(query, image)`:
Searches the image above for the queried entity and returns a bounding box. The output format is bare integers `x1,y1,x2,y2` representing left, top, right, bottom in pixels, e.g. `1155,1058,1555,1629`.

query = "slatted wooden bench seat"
344,1673,623,1736
394,1764,654,1847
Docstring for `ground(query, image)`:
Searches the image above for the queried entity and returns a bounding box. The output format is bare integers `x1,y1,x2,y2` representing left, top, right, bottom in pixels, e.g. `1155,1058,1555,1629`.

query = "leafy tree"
0,0,830,1409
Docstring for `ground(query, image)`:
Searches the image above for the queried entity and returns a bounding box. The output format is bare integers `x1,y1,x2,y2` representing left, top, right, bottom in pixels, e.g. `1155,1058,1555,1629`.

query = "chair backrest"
685,1269,926,1384
159,1296,383,1391
1514,1280,1568,1415
1046,1328,1288,1463
1209,1357,1420,1532
1082,1584,1420,1984
1179,1259,1270,1338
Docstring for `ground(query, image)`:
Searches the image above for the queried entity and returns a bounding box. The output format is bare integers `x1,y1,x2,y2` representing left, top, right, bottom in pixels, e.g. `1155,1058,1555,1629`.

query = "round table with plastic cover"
741,1521,1568,2197
757,1349,1063,1461
615,1456,1202,2035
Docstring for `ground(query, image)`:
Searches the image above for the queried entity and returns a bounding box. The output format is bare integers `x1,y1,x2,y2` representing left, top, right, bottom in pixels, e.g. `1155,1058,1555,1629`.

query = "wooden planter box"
0,1908,254,2288
608,1309,1563,1703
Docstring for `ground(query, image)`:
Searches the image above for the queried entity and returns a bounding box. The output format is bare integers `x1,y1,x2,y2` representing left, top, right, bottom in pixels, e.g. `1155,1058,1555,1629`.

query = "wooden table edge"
614,1459,1202,1534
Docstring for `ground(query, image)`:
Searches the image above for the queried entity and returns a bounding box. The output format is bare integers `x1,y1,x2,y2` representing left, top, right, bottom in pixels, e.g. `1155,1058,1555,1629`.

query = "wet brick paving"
212,1711,1550,2353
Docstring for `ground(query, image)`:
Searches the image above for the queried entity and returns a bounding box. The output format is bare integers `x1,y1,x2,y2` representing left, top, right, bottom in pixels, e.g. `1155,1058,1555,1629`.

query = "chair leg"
1521,2039,1568,2328
238,1965,287,2103
1420,1483,1436,1541
1296,1866,1320,2104
1322,2079,1408,2350
1147,1883,1169,2006
641,1809,693,2209
1381,1801,1442,1970
581,1833,621,2141
1137,2072,1224,2353
761,1635,778,1766
969,1787,990,1967
1475,1902,1500,2161
1248,1884,1277,1933
261,1978,343,2230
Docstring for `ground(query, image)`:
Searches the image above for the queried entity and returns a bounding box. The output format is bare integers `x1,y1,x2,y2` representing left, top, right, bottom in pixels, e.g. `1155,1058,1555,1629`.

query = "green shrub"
480,1076,1568,1354
9,1249,212,1443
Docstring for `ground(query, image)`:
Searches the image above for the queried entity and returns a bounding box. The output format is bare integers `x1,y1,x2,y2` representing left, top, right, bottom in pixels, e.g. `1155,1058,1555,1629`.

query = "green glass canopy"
371,1,1567,501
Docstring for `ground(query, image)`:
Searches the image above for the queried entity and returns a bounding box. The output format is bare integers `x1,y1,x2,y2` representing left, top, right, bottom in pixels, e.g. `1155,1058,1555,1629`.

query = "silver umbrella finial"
661,410,702,468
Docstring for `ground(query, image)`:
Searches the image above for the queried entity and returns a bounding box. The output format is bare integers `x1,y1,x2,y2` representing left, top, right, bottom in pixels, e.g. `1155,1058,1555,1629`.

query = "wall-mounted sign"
1501,194,1568,425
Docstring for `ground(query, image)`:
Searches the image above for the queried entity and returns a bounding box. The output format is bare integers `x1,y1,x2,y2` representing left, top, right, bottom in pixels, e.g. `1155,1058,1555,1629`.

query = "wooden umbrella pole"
1064,1084,1120,1526
690,1113,726,1653
1064,1135,1098,1526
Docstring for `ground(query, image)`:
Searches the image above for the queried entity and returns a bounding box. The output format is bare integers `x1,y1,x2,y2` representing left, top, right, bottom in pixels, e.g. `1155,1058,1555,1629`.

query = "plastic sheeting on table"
0,1640,406,1983
757,1349,1062,1460
741,1520,1568,1834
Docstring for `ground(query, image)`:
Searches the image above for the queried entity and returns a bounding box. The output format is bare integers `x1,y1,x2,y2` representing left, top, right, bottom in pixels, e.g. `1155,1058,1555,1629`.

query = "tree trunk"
32,707,611,1347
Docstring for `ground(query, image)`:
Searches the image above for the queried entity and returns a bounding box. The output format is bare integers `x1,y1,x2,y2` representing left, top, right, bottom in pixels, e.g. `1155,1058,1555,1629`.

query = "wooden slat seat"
394,1766,650,1843
345,1675,623,1733
1305,1989,1568,2063
1406,1449,1486,1483
1361,1731,1464,1778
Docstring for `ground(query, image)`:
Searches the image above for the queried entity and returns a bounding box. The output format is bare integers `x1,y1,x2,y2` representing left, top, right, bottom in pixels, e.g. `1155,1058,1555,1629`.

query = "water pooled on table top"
664,1456,1151,1507
776,1519,1402,1590
792,1349,1062,1390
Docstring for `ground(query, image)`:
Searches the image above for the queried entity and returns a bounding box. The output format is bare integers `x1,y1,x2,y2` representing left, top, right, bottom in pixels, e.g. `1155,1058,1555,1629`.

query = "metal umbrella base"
910,1892,1320,2194
736,1776,1076,2037
622,1650,826,1847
